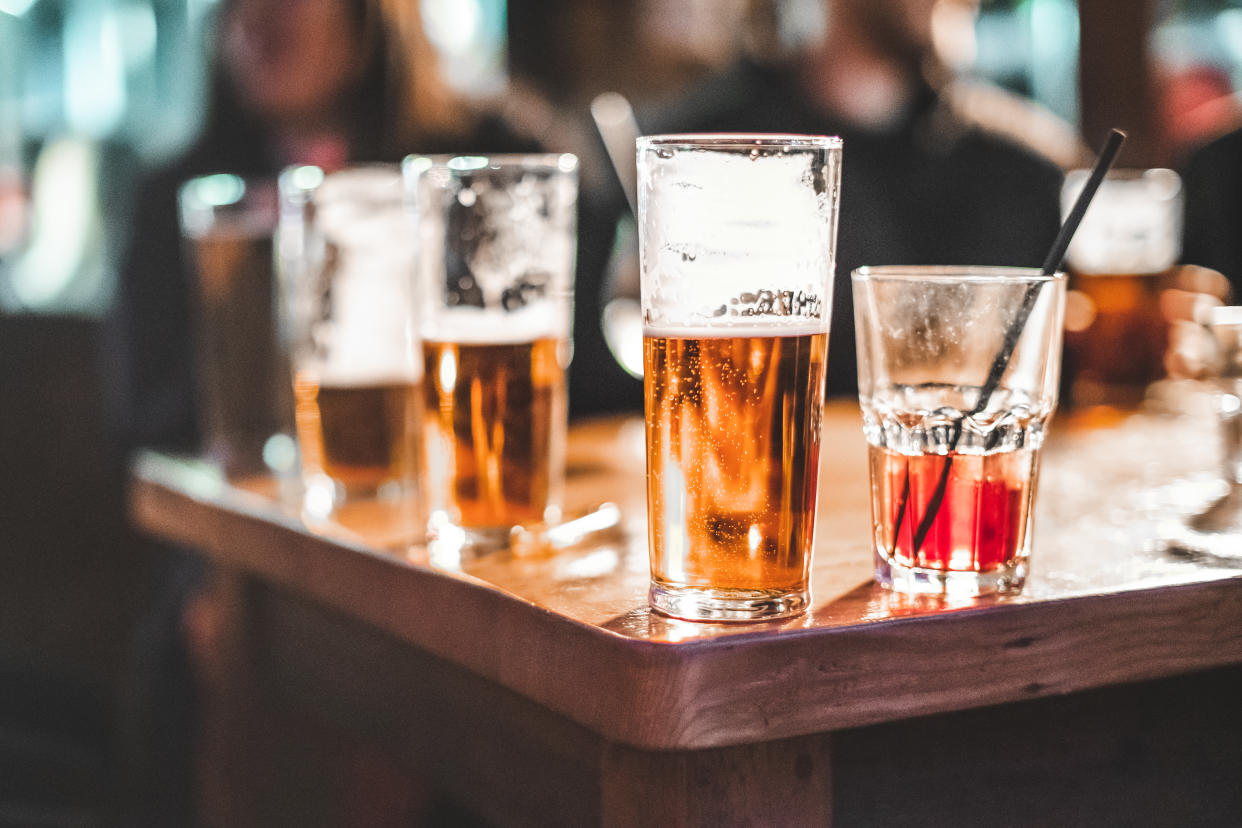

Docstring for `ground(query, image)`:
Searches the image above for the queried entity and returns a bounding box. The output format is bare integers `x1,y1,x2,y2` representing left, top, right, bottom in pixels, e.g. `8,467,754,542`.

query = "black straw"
901,129,1127,556
1041,129,1127,276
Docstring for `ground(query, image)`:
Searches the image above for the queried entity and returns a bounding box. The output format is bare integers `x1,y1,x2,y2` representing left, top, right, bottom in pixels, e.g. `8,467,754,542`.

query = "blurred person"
1182,123,1242,300
114,0,534,454
592,0,1081,404
110,0,536,822
1160,64,1240,159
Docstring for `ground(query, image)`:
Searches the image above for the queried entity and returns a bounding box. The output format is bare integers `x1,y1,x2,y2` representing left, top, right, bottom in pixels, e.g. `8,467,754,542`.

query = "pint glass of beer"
1061,168,1183,408
637,135,842,621
277,165,425,541
405,154,578,553
179,173,295,480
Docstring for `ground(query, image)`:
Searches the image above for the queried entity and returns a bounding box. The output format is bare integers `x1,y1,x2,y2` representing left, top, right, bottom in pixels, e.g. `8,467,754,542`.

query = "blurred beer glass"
1162,306,1242,559
179,173,296,480
638,134,842,622
405,154,578,554
278,165,425,542
1061,168,1183,408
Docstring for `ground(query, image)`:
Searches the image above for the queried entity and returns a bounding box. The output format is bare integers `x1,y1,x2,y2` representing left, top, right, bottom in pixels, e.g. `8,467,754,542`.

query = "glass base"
875,554,1027,597
1160,488,1242,562
648,582,809,622
1163,527,1242,561
427,516,516,569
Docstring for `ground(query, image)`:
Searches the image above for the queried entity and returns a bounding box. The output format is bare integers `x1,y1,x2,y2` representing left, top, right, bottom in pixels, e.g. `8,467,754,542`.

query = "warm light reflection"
437,346,458,394
302,473,338,521
558,547,620,580
427,512,466,571
659,617,704,643
1063,288,1096,333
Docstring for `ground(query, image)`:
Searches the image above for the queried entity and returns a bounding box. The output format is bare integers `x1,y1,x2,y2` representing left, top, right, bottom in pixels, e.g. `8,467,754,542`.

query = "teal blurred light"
187,173,246,208
422,0,507,95
0,0,37,18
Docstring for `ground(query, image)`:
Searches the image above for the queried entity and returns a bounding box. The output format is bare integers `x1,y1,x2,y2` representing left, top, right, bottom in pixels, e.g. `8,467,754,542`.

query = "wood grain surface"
130,398,1242,751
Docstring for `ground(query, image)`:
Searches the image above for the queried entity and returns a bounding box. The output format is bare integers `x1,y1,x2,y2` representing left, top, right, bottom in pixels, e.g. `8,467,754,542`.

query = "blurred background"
2,0,1242,823
3,0,1242,316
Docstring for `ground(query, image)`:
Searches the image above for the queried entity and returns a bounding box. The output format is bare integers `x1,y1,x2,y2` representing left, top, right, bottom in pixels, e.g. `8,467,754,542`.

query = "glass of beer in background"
637,134,842,622
405,154,578,555
853,266,1066,596
277,165,425,543
1061,168,1182,409
179,173,296,481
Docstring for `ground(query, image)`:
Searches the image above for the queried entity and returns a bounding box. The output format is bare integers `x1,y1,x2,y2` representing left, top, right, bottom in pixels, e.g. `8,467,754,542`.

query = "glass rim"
637,133,843,151
1064,166,1179,181
179,172,275,208
278,163,402,197
851,265,1065,284
402,152,579,175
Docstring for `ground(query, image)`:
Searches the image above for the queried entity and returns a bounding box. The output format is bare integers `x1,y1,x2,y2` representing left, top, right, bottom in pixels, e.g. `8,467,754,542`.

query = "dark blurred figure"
1182,124,1242,299
592,0,1078,404
115,0,520,453
111,0,535,822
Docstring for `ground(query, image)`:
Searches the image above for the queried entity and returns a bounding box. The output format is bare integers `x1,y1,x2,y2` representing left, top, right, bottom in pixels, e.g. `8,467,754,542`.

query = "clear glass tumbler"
638,134,842,621
277,165,425,543
853,266,1067,596
405,153,578,555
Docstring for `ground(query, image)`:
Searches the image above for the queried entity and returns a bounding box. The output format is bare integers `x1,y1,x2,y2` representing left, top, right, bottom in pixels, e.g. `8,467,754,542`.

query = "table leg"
599,735,834,827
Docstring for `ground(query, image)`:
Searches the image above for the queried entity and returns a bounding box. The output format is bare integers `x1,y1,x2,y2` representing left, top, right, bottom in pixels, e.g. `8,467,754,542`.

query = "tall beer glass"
277,165,425,542
179,174,294,480
405,154,578,554
638,135,842,621
1061,168,1182,407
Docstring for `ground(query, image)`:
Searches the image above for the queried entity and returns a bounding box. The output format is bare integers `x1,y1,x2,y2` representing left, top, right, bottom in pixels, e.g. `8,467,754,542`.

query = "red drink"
868,445,1038,574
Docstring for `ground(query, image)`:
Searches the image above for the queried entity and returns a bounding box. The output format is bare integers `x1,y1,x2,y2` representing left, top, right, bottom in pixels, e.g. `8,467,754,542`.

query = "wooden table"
130,396,1242,826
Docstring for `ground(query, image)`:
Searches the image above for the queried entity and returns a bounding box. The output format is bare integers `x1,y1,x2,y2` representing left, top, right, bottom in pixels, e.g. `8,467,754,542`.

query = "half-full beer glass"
854,266,1066,596
405,154,578,553
638,134,842,621
278,165,425,541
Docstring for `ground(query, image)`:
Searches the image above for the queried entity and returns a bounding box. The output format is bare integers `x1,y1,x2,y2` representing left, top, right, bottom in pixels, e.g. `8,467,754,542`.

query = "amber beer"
1064,268,1172,406
293,374,423,496
645,327,827,612
423,335,568,534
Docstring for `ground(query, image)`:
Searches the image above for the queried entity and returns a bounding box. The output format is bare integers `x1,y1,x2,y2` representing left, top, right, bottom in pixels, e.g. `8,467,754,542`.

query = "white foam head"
1063,168,1182,273
637,136,841,333
296,167,422,385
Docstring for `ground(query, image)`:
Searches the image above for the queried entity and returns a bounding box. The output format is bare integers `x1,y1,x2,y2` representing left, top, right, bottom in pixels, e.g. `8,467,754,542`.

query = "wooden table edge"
129,451,1242,752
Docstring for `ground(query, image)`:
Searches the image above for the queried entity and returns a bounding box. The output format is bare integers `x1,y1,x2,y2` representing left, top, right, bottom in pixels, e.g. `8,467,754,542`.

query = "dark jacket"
1182,125,1242,298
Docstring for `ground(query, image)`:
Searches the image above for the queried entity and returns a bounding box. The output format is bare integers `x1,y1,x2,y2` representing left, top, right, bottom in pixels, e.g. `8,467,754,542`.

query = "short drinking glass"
638,134,843,621
853,266,1066,596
